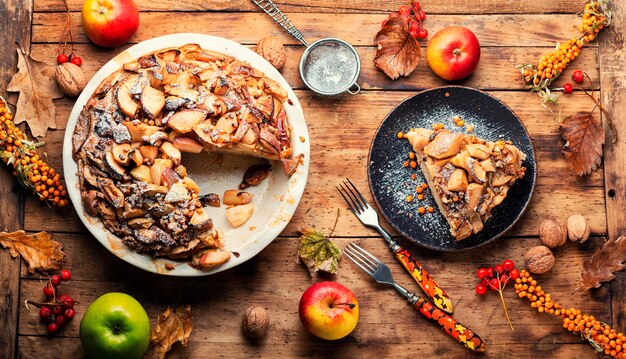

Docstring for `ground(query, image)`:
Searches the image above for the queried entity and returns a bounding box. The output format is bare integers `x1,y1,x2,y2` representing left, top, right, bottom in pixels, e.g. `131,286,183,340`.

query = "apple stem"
331,302,356,309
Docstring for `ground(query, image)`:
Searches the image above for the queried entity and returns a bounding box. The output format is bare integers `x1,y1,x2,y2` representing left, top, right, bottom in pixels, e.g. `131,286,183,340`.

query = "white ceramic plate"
62,33,309,276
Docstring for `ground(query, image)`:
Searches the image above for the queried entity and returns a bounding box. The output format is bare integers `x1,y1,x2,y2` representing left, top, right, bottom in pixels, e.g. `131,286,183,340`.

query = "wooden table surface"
1,0,625,358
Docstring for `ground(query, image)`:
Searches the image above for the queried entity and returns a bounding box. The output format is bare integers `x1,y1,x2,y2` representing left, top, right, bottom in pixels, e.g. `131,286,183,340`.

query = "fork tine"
339,182,364,213
344,245,376,273
336,185,358,214
343,249,376,276
340,181,365,213
346,178,371,209
347,242,380,270
348,242,383,266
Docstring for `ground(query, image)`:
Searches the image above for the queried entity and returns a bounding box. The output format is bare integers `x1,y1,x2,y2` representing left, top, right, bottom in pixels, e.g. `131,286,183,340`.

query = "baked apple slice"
406,127,526,240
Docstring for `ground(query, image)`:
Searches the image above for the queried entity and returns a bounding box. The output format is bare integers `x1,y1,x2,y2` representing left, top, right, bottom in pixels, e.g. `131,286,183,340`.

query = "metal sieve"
252,0,361,96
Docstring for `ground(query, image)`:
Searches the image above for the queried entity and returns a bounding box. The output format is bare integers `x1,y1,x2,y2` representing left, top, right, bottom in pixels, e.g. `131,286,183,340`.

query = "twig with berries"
382,1,428,40
25,270,77,334
516,0,611,108
514,269,626,358
559,69,616,142
475,259,520,331
56,0,82,66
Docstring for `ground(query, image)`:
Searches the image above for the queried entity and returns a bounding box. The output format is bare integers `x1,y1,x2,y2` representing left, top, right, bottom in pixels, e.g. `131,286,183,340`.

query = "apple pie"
72,44,302,270
405,128,526,240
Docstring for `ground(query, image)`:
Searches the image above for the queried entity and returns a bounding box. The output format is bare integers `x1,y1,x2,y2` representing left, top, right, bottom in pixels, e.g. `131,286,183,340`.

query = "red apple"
298,282,359,340
82,0,140,48
426,26,481,81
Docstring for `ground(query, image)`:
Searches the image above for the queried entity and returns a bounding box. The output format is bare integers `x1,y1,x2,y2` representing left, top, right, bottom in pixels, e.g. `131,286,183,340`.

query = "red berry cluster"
474,260,518,330
33,270,76,334
475,259,520,295
382,1,428,39
57,52,82,67
563,69,586,94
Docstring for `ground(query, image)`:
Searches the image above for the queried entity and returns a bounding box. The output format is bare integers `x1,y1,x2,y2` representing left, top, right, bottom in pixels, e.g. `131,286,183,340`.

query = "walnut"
242,306,269,340
255,36,286,70
524,246,555,274
568,214,590,243
539,218,567,248
55,63,86,97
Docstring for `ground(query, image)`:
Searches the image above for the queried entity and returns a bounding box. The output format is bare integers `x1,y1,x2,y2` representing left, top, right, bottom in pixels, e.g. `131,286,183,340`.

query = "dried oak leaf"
579,235,626,291
559,112,605,176
373,17,422,80
0,230,64,273
151,305,193,359
7,48,64,138
297,226,342,276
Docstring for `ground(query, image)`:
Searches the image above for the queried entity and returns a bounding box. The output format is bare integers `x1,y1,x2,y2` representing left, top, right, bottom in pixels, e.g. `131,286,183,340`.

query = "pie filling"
406,128,526,240
72,44,302,270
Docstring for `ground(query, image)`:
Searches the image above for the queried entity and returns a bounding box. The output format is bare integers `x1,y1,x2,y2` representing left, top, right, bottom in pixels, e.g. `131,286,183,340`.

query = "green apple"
80,292,150,359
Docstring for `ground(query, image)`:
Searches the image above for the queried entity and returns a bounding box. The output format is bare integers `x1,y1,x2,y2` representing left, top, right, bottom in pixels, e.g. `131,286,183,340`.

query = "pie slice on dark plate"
406,128,527,240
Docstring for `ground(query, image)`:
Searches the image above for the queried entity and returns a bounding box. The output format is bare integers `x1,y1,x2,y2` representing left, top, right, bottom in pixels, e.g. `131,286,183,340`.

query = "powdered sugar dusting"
302,41,358,94
368,87,536,251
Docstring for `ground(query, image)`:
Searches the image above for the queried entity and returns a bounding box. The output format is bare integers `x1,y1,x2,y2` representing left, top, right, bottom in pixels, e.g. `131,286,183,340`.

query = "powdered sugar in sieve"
300,39,361,95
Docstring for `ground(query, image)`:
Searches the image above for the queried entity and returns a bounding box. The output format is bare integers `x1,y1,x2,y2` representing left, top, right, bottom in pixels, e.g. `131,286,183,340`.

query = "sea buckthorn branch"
514,269,626,358
516,0,612,105
0,96,68,207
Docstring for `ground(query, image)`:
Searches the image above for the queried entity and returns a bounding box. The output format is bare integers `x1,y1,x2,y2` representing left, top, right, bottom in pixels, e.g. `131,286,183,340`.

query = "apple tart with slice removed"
405,128,526,240
72,43,303,270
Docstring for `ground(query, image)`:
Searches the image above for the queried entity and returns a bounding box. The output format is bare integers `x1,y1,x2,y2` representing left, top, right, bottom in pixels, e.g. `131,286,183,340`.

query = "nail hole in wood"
608,189,616,198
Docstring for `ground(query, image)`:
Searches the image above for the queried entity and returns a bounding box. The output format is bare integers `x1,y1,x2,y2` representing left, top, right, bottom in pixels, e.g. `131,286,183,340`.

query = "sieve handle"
252,0,309,46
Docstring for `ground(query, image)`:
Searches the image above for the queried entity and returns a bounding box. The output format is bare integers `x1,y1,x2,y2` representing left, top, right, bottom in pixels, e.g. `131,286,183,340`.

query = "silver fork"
343,242,485,352
337,179,454,314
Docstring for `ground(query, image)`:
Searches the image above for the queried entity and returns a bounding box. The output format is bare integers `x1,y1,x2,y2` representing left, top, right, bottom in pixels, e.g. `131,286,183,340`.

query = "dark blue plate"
367,86,537,251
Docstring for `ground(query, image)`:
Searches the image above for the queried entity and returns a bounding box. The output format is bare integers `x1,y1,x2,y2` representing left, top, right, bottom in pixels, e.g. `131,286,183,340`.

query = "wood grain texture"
16,336,599,359
0,1,31,358
29,44,601,91
600,0,626,330
12,1,622,357
33,0,586,14
32,13,596,47
17,235,608,358
23,89,606,236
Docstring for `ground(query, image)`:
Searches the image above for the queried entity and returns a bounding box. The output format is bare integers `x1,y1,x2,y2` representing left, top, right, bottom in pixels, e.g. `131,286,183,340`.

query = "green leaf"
297,226,342,276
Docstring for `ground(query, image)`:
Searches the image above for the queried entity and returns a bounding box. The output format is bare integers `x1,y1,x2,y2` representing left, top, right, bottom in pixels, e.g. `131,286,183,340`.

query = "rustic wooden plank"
0,1,31,358
24,89,607,235
17,235,609,356
17,336,598,359
600,1,626,330
22,180,607,237
41,90,605,173
29,44,600,91
33,0,585,14
32,13,597,48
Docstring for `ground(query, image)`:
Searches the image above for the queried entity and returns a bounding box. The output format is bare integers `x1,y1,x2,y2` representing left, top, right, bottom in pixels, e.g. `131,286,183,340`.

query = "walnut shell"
568,214,590,243
242,306,269,340
539,218,567,248
255,36,286,70
55,63,86,97
524,246,555,274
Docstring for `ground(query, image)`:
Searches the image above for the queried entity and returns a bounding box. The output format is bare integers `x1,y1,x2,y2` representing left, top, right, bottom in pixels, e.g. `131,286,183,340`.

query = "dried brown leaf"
7,48,64,138
151,305,193,359
0,230,64,273
579,235,626,291
559,112,605,176
373,17,422,80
